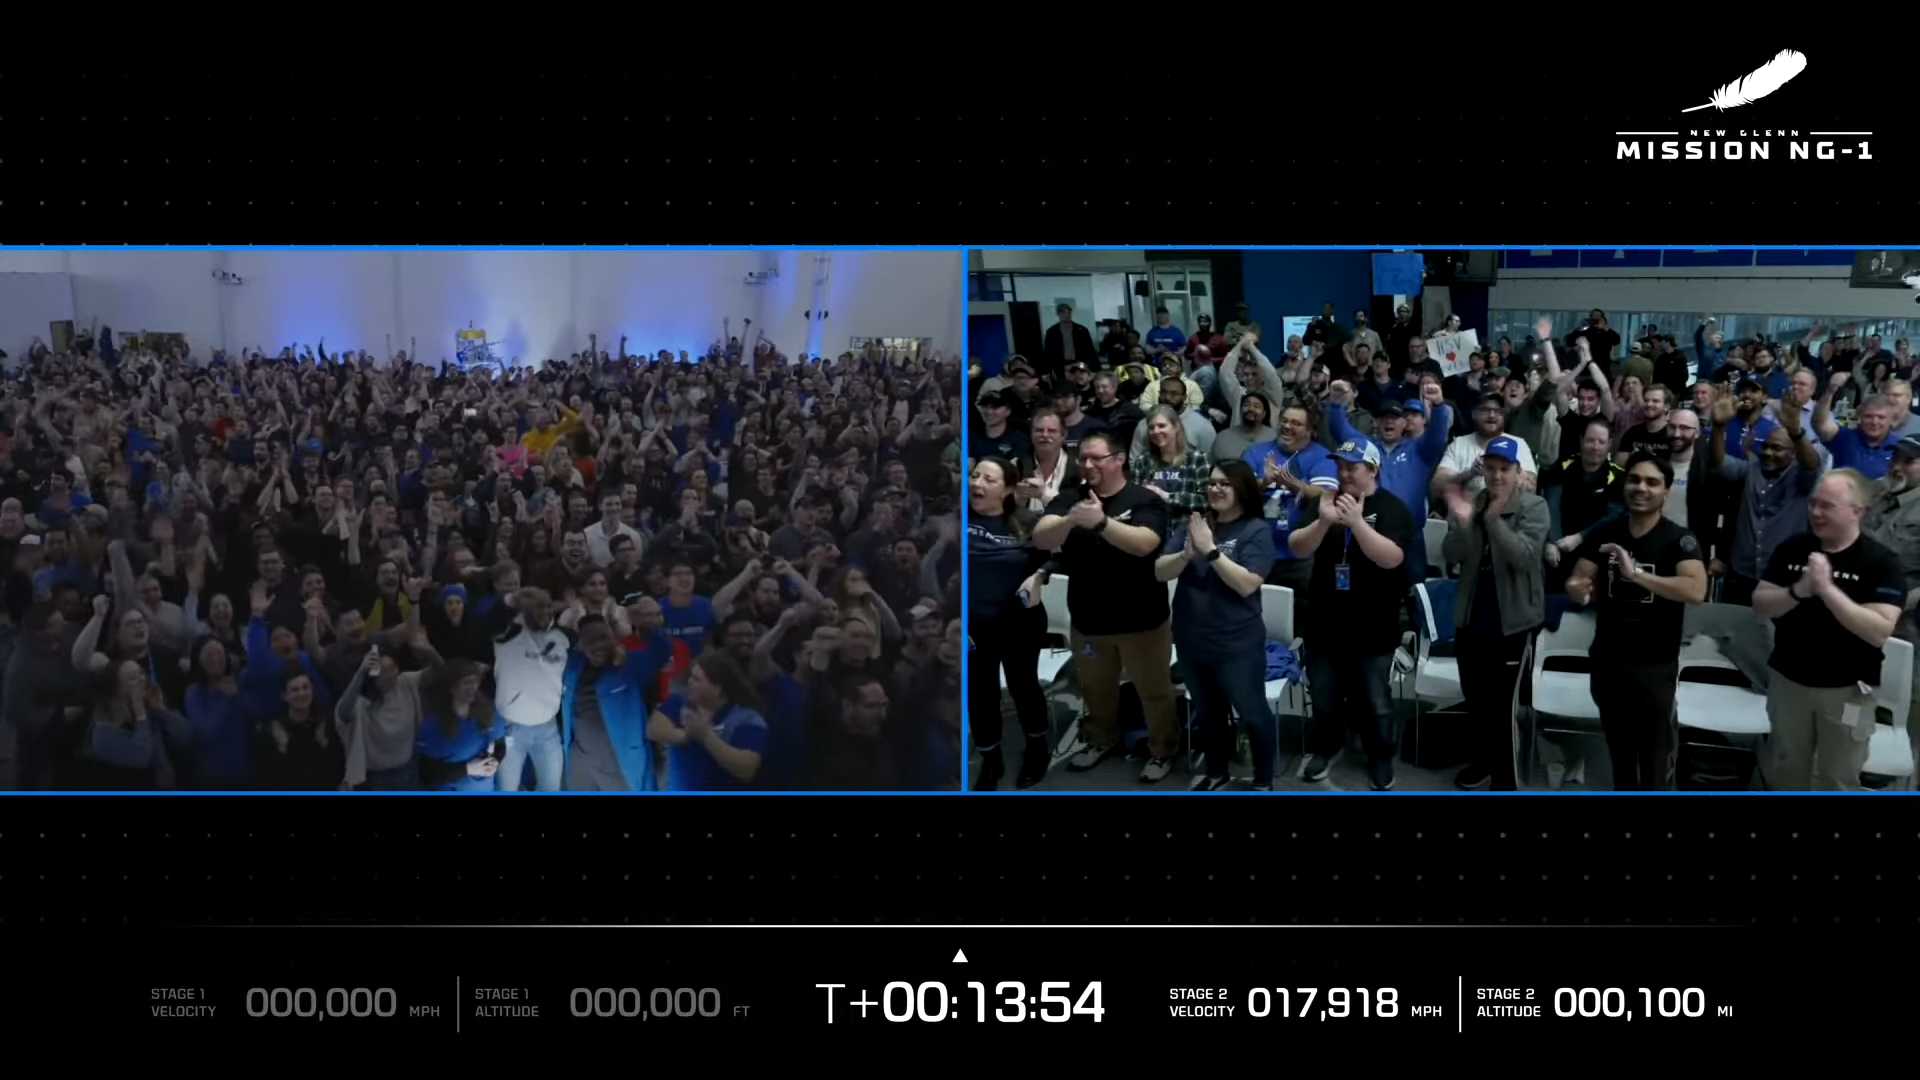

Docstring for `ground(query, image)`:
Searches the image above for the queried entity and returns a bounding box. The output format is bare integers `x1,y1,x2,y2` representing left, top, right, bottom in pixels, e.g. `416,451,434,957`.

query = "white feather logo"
1681,49,1808,113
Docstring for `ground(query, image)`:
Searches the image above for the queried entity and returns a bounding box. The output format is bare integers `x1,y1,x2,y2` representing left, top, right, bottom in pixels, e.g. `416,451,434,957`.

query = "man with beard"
1215,390,1277,464
1662,407,1714,534
1709,392,1823,607
1865,436,1920,778
1326,380,1451,579
1615,384,1676,463
1128,377,1215,461
1565,453,1708,790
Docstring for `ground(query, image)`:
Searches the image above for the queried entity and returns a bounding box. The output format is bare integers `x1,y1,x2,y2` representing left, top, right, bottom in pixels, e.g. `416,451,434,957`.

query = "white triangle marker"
953,949,968,963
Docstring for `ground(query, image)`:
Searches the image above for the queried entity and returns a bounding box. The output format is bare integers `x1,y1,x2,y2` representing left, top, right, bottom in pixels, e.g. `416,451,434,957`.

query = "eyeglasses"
1206,479,1231,489
1078,451,1118,464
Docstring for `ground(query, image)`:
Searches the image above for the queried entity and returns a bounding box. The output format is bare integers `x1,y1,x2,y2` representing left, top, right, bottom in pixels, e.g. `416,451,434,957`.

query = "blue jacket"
559,638,671,792
240,617,332,723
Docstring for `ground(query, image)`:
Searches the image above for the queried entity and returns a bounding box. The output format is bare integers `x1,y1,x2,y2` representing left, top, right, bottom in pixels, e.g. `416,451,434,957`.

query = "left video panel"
0,248,965,792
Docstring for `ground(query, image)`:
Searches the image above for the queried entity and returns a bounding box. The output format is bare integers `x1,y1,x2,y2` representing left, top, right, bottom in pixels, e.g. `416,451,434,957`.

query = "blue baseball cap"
1331,438,1382,468
1483,436,1524,465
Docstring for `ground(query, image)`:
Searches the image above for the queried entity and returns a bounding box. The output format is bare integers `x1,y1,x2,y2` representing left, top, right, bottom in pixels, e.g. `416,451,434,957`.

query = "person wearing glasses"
1034,430,1177,782
1242,403,1339,631
1434,392,1540,499
1156,460,1278,790
1753,470,1906,790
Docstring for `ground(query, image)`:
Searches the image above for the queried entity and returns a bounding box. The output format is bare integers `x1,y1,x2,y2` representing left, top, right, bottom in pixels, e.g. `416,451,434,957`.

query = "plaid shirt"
1131,447,1213,513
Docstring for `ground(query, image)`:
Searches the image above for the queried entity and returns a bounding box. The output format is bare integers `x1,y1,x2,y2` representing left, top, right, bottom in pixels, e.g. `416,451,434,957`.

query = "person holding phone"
966,457,1053,789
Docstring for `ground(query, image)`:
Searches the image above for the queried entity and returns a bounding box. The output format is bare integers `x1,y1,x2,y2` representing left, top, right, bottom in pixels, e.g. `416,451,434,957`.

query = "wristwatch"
1094,518,1109,534
1204,548,1223,562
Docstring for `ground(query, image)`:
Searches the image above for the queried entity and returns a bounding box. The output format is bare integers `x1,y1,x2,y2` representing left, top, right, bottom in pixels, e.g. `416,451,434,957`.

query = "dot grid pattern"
0,804,1916,926
0,71,1904,242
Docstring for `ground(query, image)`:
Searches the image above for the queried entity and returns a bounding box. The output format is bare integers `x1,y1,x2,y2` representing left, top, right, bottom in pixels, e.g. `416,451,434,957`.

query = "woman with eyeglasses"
966,456,1053,789
1156,460,1279,790
1131,405,1212,513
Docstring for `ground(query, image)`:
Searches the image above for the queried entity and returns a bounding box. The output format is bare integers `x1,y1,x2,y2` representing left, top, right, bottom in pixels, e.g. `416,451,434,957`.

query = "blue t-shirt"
658,696,770,792
1241,440,1338,562
660,595,716,656
1168,516,1277,662
1824,426,1896,480
416,712,500,792
1145,325,1187,354
1720,414,1777,461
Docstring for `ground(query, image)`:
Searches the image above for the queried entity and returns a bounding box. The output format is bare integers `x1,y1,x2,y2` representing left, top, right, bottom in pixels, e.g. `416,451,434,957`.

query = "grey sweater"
1442,492,1550,638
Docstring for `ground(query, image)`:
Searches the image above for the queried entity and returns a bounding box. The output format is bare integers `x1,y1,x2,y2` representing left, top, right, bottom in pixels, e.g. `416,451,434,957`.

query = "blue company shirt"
658,696,770,792
1241,440,1339,562
1824,426,1896,480
1145,325,1187,354
415,712,501,792
1720,413,1778,461
1166,516,1276,663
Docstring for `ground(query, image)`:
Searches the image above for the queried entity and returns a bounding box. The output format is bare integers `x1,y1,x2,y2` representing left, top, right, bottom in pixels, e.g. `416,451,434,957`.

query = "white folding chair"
1423,518,1450,579
1400,581,1466,767
1674,635,1770,788
1864,637,1917,787
1525,610,1602,786
1260,584,1304,717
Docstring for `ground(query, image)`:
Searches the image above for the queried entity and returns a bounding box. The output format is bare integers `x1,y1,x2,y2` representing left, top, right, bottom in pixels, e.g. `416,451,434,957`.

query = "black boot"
972,748,1005,791
1015,736,1050,788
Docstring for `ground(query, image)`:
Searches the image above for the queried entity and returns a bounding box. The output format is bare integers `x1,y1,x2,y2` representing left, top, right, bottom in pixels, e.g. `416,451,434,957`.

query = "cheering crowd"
968,298,1919,792
0,325,963,791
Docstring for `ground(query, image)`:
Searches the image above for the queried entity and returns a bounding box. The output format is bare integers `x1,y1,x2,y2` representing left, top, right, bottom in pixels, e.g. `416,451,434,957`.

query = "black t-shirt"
1576,516,1703,664
1045,481,1170,636
1061,414,1110,459
971,424,1032,464
1764,533,1908,688
1617,422,1673,460
1557,409,1608,464
1306,489,1416,655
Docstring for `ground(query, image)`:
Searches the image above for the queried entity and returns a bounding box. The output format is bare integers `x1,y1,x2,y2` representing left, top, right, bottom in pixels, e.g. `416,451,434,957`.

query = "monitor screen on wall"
1850,250,1920,288
1371,253,1426,296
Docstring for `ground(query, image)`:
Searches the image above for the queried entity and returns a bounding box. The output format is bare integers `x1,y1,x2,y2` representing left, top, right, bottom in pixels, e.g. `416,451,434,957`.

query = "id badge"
1334,564,1352,592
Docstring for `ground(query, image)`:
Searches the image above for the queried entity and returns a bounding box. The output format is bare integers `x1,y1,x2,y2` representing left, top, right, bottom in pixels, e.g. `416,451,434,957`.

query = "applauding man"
1564,452,1709,790
1288,439,1415,789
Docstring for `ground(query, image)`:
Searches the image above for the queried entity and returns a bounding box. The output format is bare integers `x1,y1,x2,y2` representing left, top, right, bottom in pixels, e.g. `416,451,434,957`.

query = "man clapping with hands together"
1288,438,1415,789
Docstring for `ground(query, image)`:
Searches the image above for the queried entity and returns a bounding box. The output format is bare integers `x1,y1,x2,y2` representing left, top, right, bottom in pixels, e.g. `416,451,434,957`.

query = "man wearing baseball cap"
1867,434,1920,775
1043,303,1097,383
1440,435,1549,790
1288,437,1418,789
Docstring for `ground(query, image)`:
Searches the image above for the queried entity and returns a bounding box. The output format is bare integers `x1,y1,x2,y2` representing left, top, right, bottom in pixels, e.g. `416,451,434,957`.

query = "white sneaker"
1141,757,1174,783
1067,742,1111,771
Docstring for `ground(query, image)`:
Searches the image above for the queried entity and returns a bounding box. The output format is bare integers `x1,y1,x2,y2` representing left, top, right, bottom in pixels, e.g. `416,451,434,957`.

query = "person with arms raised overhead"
1565,452,1709,790
1324,377,1450,581
1033,430,1177,782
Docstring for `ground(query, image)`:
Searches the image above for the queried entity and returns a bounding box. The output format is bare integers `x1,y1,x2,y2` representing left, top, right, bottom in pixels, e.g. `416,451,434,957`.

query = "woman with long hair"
335,636,437,791
71,660,192,789
646,651,769,792
414,658,504,792
831,566,904,642
1155,459,1280,790
182,637,254,788
1132,405,1213,512
965,456,1053,790
254,670,346,790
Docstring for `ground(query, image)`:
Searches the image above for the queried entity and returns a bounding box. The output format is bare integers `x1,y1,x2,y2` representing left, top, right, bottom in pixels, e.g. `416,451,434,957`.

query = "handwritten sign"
1429,329,1481,376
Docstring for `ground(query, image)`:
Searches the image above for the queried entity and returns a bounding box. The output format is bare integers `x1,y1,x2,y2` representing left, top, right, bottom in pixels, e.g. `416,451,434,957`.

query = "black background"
0,54,1915,1051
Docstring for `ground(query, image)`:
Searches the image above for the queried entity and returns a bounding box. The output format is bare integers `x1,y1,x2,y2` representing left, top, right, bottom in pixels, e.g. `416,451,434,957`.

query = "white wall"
0,250,963,363
1489,265,1919,320
975,250,1147,272
0,272,77,361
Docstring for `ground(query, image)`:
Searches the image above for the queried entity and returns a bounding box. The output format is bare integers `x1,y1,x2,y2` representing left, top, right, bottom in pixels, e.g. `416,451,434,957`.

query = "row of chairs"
1007,570,1917,788
1409,582,1917,787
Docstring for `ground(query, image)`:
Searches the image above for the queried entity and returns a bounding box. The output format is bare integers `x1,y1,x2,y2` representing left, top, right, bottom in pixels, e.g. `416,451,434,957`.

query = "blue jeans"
1304,649,1397,765
497,719,564,792
1184,650,1279,785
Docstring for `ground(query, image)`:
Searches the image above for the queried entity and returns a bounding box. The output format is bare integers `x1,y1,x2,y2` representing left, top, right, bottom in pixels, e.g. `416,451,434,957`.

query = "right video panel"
965,247,1920,794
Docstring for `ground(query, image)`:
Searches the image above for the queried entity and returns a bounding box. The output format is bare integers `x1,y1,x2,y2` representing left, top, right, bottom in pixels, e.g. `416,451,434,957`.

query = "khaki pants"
1766,673,1873,791
1070,621,1179,761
